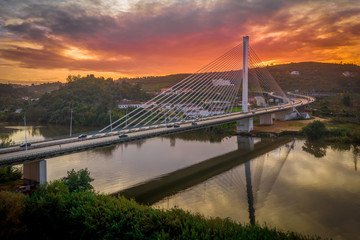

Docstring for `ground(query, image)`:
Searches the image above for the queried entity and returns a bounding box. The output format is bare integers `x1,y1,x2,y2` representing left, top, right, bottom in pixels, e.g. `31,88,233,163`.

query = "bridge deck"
0,96,314,166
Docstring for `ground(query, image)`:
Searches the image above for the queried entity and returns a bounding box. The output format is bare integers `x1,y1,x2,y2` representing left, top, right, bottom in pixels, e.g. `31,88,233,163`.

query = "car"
20,142,31,148
166,124,173,128
252,111,255,114
78,134,87,139
119,134,128,138
191,122,198,126
16,185,30,193
174,124,180,128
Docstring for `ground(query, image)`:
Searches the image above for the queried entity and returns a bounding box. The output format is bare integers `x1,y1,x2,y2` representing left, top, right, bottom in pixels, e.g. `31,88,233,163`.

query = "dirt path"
253,116,328,133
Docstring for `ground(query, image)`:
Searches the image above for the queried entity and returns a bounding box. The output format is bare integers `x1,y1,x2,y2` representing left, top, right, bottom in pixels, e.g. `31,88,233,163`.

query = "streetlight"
125,107,128,127
24,115,28,156
109,109,112,132
70,109,73,137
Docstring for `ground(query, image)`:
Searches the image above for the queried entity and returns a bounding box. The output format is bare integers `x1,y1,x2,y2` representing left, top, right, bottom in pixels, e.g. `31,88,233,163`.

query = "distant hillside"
118,74,190,91
267,62,360,92
122,62,360,93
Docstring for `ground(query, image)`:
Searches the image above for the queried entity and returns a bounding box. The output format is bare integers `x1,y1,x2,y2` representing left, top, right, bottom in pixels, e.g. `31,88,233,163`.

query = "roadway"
0,95,315,165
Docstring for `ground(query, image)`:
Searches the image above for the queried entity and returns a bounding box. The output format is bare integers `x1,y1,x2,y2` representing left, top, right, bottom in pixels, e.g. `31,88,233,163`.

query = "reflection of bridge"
142,137,295,225
0,36,314,164
117,137,293,205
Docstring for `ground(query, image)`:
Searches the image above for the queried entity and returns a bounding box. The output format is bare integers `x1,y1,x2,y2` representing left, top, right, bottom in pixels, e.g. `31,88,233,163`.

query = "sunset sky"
0,0,359,84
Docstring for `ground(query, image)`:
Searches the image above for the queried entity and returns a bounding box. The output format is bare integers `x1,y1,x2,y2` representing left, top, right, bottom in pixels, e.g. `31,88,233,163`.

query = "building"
160,88,192,95
342,71,353,77
118,100,144,109
254,96,266,106
212,78,234,86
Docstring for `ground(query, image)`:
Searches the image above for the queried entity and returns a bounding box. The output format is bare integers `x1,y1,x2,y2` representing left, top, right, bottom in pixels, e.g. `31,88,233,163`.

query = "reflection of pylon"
245,161,255,225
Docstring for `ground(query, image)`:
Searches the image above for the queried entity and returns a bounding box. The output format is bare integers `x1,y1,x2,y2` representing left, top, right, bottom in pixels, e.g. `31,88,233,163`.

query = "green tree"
0,191,26,239
301,120,328,140
0,134,15,147
61,168,94,192
0,167,22,184
342,94,352,107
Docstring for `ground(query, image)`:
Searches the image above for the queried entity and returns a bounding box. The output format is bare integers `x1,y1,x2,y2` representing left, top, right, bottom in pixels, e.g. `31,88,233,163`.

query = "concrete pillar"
259,113,273,125
242,36,249,113
275,109,293,121
236,118,253,133
237,136,254,150
23,160,47,184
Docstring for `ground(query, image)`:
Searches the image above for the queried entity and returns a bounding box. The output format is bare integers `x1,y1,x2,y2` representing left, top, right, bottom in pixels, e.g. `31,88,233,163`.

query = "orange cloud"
0,0,359,83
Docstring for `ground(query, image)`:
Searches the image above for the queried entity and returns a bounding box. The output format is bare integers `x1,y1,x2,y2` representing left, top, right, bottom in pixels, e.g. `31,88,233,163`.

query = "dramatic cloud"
0,0,359,83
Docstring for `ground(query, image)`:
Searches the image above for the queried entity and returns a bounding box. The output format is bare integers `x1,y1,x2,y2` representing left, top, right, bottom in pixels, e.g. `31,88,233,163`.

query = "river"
1,123,359,240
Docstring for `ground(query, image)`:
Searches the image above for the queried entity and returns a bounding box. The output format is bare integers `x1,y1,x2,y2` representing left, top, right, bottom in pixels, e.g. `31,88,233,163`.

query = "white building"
212,79,234,86
160,88,192,95
342,71,353,77
254,96,266,106
118,100,144,109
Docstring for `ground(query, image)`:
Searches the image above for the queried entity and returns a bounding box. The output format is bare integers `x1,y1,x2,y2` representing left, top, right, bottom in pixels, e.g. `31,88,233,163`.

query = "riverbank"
253,117,328,133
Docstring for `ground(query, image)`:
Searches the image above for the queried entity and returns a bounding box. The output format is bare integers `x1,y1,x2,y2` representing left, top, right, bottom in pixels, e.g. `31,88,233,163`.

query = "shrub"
61,168,94,192
301,121,328,140
0,191,26,239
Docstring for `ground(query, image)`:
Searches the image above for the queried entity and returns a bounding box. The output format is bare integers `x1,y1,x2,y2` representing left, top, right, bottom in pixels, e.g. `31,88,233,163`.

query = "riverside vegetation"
0,169,320,240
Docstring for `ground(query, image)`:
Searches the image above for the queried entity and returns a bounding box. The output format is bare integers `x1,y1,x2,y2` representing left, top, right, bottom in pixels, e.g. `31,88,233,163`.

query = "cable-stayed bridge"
0,36,315,165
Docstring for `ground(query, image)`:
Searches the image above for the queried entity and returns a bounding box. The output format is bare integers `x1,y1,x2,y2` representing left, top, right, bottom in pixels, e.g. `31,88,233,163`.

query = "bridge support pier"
259,113,273,125
237,136,254,150
236,118,253,133
23,160,47,185
275,109,293,121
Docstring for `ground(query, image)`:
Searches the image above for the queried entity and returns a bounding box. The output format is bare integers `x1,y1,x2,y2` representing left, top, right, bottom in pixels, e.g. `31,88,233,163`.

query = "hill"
118,73,190,92
122,62,360,93
24,75,150,126
267,62,360,92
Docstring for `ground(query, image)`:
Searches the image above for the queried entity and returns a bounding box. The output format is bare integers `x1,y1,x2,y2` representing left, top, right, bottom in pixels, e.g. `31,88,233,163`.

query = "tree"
301,120,328,140
0,134,15,147
342,94,352,107
61,168,94,192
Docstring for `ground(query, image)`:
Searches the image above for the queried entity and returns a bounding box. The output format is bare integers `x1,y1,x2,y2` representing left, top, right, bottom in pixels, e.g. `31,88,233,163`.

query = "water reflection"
302,140,327,158
0,123,95,144
151,139,360,240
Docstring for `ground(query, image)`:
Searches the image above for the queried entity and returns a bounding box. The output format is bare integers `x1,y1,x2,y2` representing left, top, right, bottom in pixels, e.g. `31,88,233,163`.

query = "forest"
0,75,150,126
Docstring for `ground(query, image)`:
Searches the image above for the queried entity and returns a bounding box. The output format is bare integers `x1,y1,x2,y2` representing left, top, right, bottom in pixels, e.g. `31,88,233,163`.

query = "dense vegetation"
120,74,190,91
0,135,14,147
0,169,319,240
1,75,151,126
300,121,360,144
312,94,360,124
0,167,22,186
267,62,360,92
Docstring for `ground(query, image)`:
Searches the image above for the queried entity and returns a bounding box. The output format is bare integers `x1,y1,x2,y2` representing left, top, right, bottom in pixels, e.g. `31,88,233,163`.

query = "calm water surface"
2,124,359,240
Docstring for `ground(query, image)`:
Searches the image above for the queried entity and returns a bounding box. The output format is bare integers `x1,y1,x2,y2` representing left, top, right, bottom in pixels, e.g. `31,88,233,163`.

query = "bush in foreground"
1,169,320,240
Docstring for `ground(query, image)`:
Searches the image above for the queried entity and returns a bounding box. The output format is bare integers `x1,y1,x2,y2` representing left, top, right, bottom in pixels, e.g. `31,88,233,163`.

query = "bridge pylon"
237,36,253,133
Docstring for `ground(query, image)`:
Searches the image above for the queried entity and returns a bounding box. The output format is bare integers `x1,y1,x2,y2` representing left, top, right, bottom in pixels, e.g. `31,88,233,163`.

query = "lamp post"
109,109,112,132
70,109,73,137
125,107,128,127
24,115,28,156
